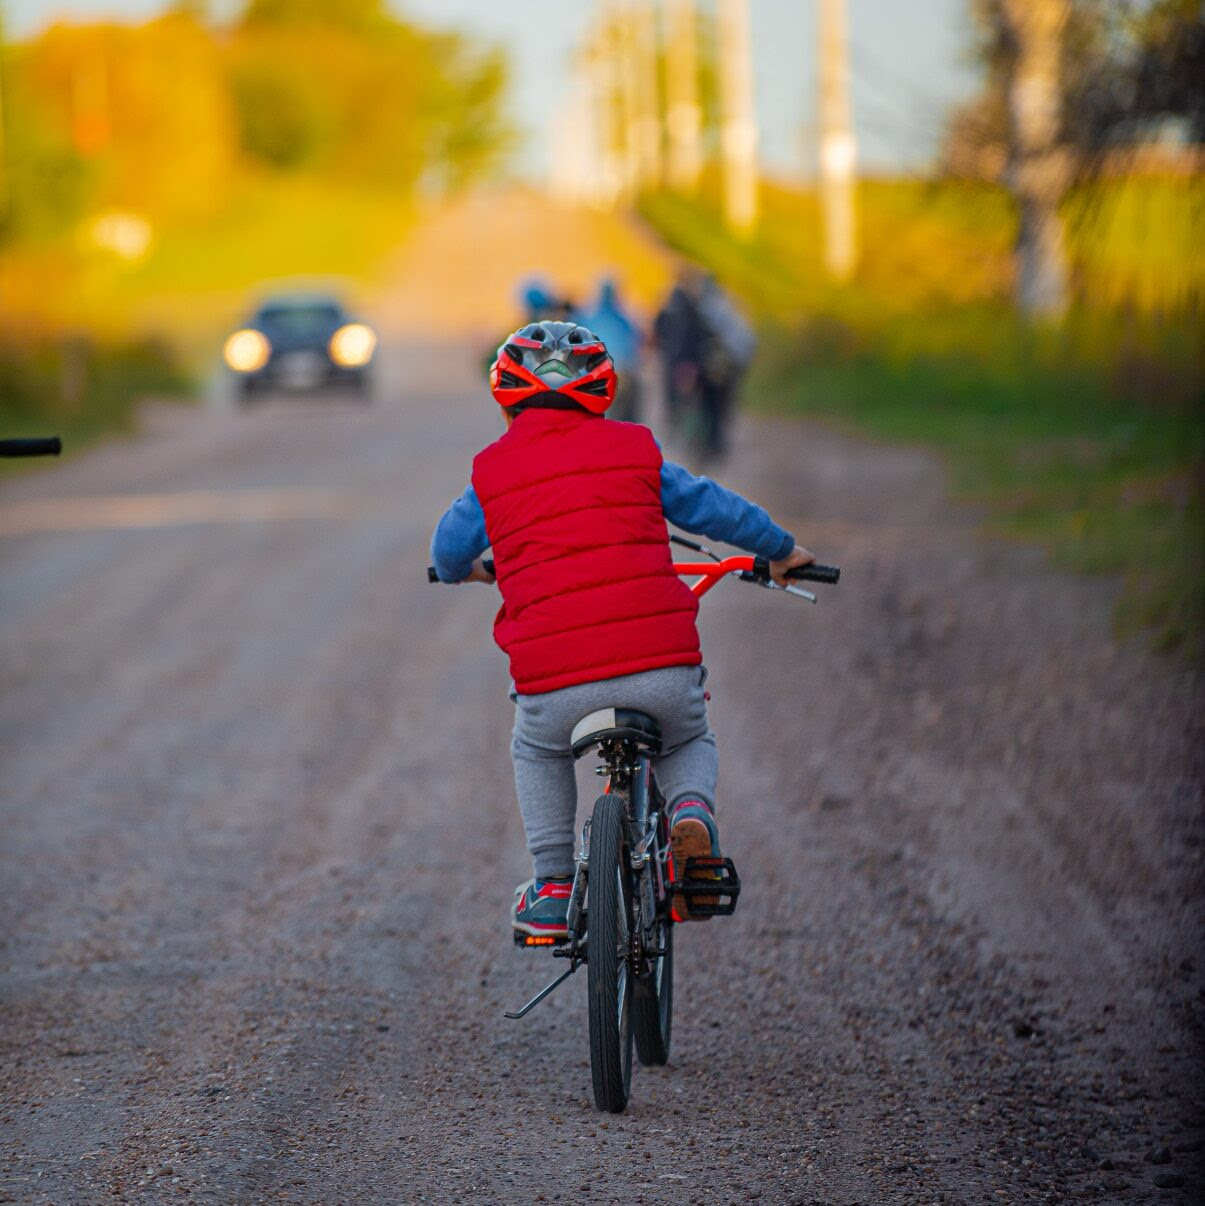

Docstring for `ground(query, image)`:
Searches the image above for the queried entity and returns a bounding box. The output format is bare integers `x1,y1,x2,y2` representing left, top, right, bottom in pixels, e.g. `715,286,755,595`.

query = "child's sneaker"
512,877,572,939
669,799,721,921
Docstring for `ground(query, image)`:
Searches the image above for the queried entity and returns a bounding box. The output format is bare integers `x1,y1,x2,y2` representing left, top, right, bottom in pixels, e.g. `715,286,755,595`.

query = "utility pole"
585,6,627,207
664,0,702,193
629,0,662,189
716,0,758,235
1000,0,1070,318
0,28,8,229
611,0,642,198
818,0,856,280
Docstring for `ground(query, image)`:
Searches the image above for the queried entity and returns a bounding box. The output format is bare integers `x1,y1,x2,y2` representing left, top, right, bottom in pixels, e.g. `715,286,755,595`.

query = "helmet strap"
508,395,597,416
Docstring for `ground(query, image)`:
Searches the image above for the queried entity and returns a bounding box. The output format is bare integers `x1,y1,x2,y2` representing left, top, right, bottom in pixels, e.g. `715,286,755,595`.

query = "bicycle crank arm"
504,961,580,1020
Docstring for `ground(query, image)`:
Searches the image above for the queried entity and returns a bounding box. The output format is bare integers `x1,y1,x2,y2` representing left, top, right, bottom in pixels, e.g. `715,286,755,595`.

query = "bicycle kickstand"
504,952,583,1021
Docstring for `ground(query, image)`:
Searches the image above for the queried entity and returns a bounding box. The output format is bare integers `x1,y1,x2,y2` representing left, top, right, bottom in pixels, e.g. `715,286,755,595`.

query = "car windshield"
256,303,343,333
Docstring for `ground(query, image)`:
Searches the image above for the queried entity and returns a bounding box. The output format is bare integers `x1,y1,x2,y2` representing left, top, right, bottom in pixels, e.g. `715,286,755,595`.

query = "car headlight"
329,323,376,368
223,329,270,373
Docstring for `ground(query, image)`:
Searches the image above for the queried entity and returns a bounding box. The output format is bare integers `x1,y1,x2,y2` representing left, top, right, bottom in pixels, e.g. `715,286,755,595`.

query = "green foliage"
0,70,92,243
239,0,392,36
228,49,333,169
0,8,512,241
0,334,191,451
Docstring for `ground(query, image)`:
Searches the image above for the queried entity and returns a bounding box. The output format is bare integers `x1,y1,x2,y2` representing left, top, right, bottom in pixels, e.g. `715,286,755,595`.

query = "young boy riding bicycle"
430,320,812,940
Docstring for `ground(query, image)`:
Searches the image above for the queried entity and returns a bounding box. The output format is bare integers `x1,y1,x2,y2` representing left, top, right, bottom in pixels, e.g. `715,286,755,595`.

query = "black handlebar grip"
427,558,496,583
786,564,841,584
0,437,62,457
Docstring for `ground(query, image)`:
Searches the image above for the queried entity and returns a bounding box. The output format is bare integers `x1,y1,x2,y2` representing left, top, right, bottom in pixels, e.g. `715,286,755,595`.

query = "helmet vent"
578,378,610,396
531,327,546,342
499,370,525,388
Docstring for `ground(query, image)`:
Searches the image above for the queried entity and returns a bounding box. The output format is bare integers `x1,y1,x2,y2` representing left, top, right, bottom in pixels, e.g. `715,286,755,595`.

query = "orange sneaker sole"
670,817,718,921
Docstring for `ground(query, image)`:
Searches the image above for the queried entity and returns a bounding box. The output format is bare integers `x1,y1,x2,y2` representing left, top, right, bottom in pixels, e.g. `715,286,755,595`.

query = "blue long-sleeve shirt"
430,460,794,582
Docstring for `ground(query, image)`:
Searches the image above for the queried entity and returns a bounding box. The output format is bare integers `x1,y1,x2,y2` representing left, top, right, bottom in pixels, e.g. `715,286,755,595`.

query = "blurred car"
222,293,377,401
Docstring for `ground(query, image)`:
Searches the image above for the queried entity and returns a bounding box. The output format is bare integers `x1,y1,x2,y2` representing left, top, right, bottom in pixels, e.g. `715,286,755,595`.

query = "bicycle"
428,535,840,1112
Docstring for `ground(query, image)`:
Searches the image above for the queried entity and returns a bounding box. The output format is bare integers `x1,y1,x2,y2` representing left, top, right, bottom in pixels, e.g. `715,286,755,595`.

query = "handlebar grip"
427,558,495,583
786,564,840,584
0,437,62,458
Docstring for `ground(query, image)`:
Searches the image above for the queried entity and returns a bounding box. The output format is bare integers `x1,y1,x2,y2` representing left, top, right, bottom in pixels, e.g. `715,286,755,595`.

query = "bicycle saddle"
570,708,662,758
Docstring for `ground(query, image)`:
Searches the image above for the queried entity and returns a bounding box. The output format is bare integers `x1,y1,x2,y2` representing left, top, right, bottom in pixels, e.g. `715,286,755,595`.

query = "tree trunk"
1001,0,1071,318
818,0,857,281
716,0,759,235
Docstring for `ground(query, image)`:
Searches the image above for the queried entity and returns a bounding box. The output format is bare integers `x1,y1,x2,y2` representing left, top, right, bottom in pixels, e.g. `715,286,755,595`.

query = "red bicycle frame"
674,556,756,598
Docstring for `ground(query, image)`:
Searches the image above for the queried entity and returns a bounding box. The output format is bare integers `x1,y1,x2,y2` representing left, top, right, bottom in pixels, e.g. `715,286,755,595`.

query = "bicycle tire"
587,791,633,1112
632,914,673,1066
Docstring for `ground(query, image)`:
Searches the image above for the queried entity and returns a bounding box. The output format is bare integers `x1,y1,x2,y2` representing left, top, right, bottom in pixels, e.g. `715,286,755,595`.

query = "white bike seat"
570,708,662,758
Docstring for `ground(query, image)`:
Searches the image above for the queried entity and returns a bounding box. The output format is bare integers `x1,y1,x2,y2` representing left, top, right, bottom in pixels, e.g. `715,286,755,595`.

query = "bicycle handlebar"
0,437,62,458
427,554,841,598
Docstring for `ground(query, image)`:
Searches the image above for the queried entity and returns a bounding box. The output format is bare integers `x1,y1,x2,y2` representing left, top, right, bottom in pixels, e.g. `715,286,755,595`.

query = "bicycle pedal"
677,856,741,917
513,931,568,949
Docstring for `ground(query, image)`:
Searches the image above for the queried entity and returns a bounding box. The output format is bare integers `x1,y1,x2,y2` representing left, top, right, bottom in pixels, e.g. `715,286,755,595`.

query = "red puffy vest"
472,408,701,694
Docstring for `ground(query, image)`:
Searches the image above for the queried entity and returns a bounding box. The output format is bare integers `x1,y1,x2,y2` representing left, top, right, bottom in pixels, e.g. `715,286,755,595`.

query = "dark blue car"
223,293,377,400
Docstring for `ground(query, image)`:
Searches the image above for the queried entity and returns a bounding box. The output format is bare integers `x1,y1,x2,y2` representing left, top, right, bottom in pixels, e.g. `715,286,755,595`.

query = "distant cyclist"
429,322,813,941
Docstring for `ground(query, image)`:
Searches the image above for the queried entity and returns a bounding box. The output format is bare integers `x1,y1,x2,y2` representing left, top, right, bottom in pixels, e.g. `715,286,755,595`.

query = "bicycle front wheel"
587,791,633,1113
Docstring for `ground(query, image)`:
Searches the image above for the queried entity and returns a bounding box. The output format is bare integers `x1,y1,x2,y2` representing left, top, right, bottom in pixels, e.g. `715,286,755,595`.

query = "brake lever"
783,584,818,604
736,570,817,604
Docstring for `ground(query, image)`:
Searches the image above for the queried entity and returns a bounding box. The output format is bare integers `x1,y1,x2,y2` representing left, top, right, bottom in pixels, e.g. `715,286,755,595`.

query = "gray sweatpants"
510,664,717,880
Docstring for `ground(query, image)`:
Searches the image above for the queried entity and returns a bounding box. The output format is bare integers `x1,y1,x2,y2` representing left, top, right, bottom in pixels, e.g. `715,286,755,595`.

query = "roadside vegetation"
642,174,1203,653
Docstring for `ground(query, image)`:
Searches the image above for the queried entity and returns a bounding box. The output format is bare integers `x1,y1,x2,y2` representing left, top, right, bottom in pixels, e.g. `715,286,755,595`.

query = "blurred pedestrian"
653,266,708,435
517,277,582,325
518,277,556,323
696,274,756,462
585,278,643,423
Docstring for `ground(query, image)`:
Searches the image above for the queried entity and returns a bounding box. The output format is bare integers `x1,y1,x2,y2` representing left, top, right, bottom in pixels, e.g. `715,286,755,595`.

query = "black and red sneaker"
511,877,572,940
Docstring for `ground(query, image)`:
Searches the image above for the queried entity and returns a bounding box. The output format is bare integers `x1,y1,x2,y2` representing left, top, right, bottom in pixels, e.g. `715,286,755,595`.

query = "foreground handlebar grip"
427,558,495,583
0,437,62,457
786,563,840,585
750,556,841,584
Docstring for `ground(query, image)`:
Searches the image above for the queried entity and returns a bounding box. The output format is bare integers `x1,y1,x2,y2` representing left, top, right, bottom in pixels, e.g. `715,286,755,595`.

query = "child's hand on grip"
467,558,496,584
769,545,815,587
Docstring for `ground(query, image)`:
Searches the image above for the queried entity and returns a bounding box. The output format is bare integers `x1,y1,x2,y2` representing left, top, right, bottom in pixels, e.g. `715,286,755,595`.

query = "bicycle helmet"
489,321,617,414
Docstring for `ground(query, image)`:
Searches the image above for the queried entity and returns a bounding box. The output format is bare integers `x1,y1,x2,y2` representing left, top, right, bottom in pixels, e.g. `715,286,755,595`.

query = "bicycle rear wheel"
587,791,633,1113
632,912,673,1066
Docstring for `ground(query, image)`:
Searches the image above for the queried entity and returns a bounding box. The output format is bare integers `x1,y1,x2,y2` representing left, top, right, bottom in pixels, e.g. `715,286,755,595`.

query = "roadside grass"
751,324,1202,653
0,334,190,456
642,179,1204,654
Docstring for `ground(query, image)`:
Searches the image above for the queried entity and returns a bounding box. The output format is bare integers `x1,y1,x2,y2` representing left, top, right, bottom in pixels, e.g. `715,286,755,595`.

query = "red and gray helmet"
489,321,617,414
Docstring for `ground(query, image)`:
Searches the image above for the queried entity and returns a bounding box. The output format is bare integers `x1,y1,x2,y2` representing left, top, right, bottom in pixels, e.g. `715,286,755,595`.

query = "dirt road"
1,343,1201,1204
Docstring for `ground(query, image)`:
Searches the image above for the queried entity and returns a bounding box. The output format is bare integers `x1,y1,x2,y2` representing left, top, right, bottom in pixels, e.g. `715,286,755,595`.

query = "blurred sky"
5,0,983,176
